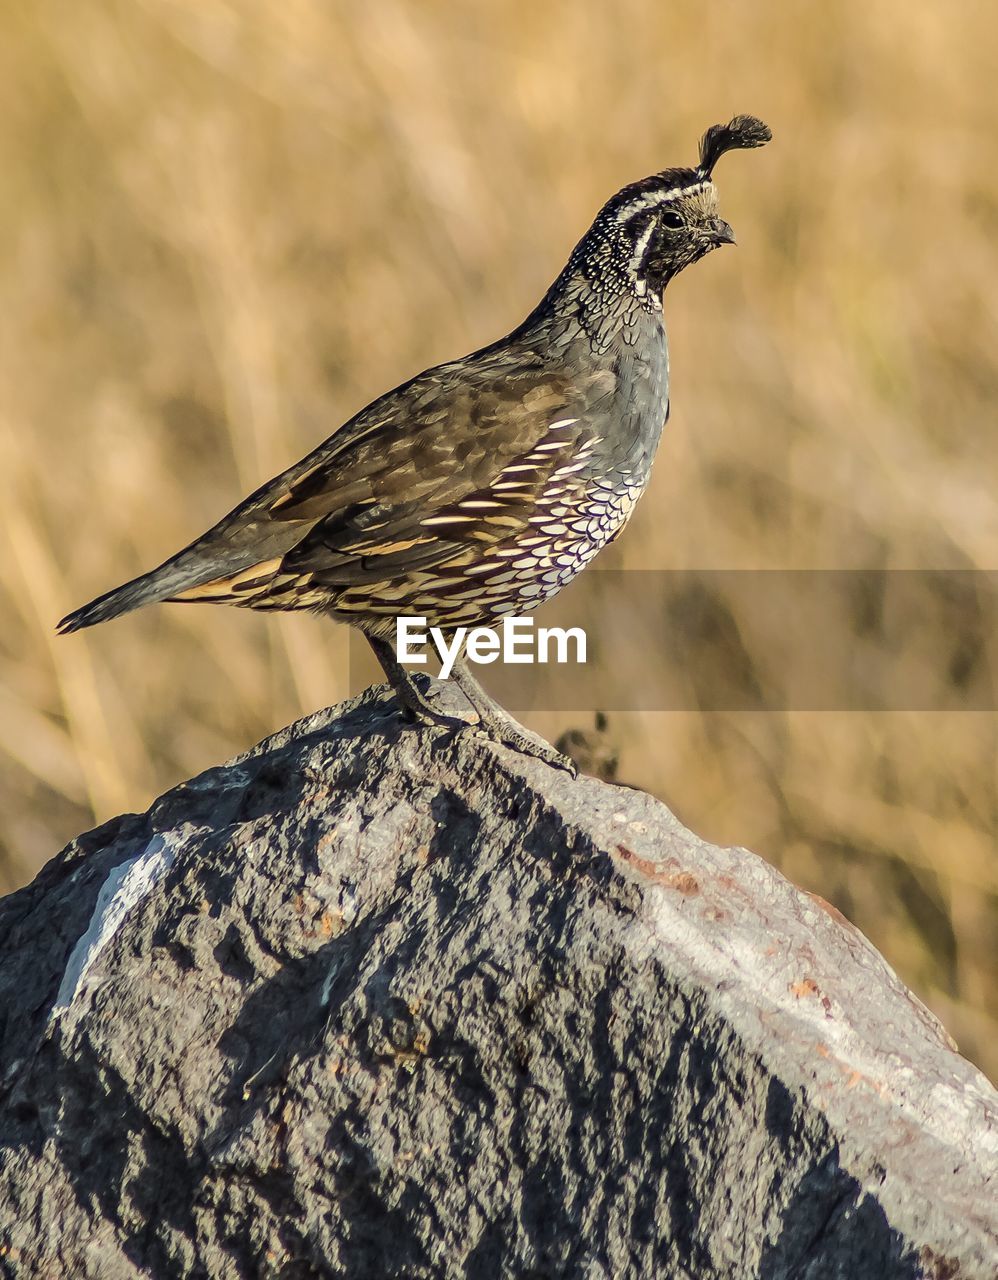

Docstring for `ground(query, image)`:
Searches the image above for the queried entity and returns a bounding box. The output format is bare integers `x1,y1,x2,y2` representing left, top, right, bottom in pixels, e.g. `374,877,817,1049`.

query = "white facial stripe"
630,217,657,269
612,179,710,225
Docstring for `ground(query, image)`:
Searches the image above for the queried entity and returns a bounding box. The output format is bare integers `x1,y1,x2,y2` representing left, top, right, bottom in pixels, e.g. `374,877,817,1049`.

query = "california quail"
59,115,772,771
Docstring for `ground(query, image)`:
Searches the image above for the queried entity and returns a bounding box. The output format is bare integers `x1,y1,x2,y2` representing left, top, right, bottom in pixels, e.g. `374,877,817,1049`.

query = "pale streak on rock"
48,831,177,1023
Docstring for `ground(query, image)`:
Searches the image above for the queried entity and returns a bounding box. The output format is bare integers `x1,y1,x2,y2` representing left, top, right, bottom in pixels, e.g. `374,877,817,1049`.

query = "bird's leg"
367,637,576,775
366,635,459,727
447,657,577,776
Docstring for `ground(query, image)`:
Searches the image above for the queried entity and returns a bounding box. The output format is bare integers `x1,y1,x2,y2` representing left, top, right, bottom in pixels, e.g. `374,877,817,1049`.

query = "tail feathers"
56,551,255,634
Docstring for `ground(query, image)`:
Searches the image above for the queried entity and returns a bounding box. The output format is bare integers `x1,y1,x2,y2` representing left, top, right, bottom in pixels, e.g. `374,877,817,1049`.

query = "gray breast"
474,314,670,616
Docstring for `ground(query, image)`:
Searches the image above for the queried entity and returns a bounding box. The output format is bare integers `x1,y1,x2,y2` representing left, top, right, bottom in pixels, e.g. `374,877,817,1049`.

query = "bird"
58,114,772,772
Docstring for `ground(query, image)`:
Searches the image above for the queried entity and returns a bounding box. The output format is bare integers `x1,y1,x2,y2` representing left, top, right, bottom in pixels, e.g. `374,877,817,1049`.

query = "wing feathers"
60,352,618,626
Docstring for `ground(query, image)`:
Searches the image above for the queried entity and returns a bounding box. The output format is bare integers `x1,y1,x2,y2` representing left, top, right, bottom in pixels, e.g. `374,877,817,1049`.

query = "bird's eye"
660,210,684,230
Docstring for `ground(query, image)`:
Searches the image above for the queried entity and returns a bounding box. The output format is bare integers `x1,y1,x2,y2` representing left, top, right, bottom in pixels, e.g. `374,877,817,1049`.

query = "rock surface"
0,683,995,1279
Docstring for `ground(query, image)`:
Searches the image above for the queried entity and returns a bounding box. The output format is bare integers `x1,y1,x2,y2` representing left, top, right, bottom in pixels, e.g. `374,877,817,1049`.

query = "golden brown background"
1,3,995,1078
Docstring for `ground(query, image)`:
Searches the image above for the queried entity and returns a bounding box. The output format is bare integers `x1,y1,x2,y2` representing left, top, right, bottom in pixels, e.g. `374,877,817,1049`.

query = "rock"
0,682,995,1279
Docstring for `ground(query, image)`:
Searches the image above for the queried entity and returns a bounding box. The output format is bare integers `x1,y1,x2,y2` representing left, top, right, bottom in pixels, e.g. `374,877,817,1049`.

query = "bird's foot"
445,657,577,775
370,635,575,773
399,681,574,773
368,634,463,730
395,676,466,730
468,715,578,776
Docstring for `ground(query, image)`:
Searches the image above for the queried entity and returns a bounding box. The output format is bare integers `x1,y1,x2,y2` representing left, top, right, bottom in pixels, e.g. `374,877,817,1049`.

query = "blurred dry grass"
1,2,996,1077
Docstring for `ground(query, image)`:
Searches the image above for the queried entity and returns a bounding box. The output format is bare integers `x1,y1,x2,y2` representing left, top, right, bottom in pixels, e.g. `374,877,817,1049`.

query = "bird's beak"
707,218,736,248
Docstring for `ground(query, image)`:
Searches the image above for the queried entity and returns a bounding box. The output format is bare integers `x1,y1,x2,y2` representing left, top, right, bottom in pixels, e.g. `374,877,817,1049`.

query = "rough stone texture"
0,683,995,1279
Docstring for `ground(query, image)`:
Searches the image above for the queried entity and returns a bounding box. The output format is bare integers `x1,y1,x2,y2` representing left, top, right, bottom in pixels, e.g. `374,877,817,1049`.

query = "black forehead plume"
697,114,772,178
597,114,771,224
